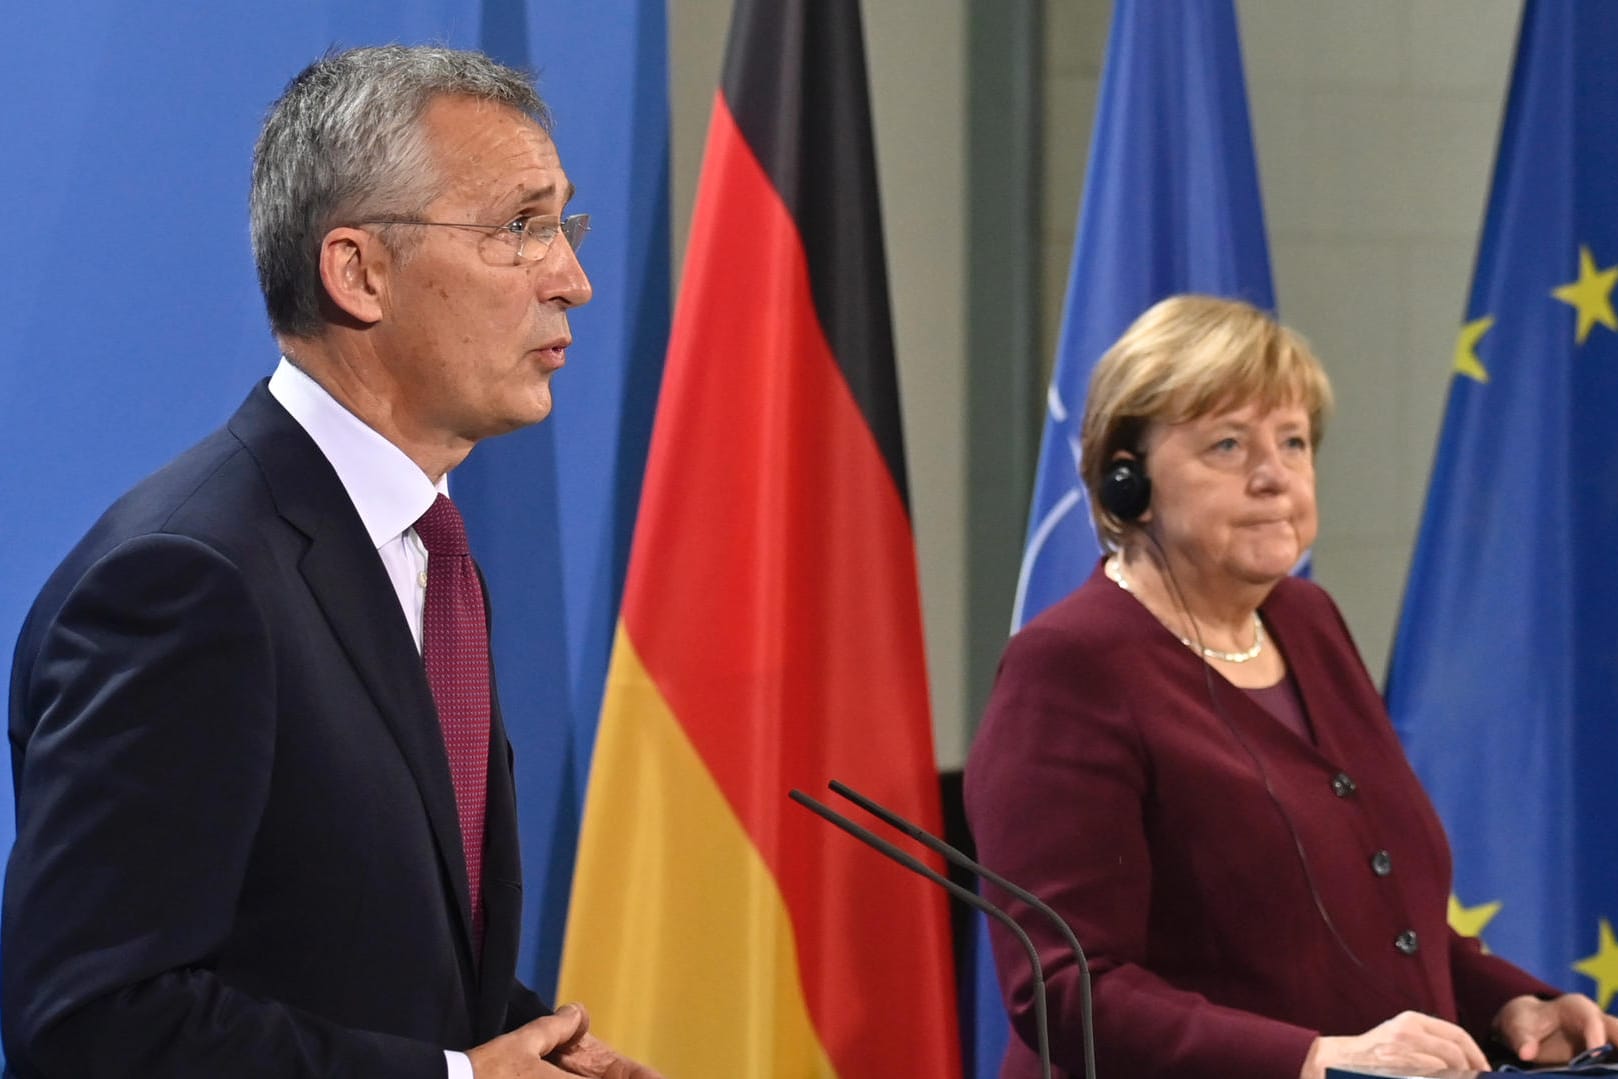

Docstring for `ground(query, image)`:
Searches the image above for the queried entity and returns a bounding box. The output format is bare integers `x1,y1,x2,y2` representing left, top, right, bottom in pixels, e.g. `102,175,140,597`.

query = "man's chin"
501,392,555,432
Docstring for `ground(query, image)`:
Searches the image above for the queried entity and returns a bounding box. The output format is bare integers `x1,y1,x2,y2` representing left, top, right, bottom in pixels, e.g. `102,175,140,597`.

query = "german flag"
556,0,961,1074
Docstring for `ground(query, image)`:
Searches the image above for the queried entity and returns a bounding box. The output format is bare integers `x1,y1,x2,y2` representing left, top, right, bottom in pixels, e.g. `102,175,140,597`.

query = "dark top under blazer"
966,562,1555,1079
3,384,545,1078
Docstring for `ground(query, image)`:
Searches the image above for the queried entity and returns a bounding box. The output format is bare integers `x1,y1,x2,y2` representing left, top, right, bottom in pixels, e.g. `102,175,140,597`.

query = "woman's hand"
1494,993,1618,1064
1300,1011,1488,1079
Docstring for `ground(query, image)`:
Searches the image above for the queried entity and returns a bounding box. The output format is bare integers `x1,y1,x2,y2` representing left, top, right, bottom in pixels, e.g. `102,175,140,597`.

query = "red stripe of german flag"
561,1,959,1075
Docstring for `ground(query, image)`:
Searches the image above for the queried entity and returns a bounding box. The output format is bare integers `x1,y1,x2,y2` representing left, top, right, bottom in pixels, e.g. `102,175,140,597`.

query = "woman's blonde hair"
1079,294,1334,550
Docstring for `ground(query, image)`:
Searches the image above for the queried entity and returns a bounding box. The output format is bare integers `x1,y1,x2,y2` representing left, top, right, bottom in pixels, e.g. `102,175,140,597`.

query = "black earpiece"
1099,454,1151,521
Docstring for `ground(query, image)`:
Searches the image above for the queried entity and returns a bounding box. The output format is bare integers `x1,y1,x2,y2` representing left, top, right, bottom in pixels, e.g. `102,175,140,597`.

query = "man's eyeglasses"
356,213,590,265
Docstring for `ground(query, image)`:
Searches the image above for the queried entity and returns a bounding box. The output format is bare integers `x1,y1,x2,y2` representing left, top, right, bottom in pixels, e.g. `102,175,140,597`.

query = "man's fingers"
467,1007,595,1079
549,1031,667,1079
516,1004,589,1056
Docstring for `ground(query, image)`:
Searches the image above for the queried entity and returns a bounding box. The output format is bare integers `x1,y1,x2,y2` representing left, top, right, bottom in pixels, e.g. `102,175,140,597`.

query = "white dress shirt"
267,358,475,1079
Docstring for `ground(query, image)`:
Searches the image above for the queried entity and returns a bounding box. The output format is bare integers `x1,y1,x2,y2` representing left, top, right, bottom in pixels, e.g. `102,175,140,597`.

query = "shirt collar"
267,357,446,548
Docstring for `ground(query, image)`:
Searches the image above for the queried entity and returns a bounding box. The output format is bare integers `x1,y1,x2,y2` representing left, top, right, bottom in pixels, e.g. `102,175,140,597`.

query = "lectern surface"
1327,1069,1616,1078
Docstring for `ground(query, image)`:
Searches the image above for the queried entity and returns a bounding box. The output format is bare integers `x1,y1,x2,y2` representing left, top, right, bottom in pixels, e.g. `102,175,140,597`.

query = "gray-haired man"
4,46,659,1079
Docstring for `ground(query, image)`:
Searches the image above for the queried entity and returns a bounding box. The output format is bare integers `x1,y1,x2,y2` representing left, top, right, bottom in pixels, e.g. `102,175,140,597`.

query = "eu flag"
1387,0,1618,1011
973,1,1277,1073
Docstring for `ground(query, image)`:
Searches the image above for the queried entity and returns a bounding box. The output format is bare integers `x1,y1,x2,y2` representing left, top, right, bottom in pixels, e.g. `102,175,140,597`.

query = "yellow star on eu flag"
1448,893,1502,949
1574,917,1618,1010
1552,245,1618,345
1453,317,1493,383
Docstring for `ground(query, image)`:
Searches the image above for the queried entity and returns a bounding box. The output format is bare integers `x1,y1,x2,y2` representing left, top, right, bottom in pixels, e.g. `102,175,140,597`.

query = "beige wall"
1241,0,1519,681
672,0,1523,765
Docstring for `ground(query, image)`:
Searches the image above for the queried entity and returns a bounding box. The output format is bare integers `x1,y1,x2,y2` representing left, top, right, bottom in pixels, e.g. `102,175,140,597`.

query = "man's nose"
539,240,592,308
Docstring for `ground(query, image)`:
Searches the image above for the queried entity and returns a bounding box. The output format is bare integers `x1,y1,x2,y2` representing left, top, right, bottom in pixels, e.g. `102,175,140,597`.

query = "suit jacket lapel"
227,383,480,967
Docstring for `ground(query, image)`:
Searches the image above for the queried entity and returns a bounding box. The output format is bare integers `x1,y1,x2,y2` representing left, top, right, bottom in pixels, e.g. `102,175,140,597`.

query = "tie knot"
414,494,469,555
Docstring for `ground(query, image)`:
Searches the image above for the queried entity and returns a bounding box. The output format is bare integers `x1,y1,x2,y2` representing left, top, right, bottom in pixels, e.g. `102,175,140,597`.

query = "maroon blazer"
965,562,1553,1079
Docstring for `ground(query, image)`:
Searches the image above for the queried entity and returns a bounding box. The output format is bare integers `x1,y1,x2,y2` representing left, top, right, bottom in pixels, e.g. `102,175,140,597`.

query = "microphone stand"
788,789,1053,1079
828,779,1097,1079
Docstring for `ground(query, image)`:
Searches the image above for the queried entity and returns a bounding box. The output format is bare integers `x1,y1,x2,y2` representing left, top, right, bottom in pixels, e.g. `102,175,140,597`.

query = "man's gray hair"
251,45,550,338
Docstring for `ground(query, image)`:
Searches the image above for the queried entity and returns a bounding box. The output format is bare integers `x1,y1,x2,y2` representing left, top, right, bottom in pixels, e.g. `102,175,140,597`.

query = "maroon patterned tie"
414,494,490,948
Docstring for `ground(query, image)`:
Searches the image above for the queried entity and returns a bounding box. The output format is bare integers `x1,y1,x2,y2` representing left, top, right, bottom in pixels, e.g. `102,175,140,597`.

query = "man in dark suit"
3,46,660,1079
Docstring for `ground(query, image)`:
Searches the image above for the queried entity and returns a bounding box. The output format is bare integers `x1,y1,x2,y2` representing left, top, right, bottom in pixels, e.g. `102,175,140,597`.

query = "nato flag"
975,1,1276,1074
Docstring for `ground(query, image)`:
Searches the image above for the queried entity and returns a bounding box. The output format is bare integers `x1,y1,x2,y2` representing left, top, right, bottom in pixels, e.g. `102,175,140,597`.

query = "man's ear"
318,227,388,326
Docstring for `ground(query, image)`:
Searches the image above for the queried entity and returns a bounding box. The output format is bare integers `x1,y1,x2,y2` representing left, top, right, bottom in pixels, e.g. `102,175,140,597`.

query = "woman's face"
1138,398,1318,589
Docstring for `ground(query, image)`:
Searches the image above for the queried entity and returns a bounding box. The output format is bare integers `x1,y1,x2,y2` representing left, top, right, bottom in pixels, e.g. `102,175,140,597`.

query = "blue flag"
974,1,1275,1073
1387,0,1618,1011
1010,0,1276,632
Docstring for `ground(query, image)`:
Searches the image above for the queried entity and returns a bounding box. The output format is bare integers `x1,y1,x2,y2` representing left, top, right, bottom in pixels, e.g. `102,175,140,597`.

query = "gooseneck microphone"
826,780,1097,1079
787,788,1054,1079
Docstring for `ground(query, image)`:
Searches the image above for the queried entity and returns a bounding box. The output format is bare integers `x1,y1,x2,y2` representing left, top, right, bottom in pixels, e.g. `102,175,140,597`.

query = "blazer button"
1331,772,1357,798
1371,850,1393,877
1395,929,1419,955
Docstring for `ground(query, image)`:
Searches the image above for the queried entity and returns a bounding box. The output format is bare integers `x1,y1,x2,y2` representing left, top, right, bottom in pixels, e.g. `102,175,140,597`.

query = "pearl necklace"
1104,556,1266,663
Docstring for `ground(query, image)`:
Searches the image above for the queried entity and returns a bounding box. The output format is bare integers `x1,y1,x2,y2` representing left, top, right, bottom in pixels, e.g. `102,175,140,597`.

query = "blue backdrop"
0,0,669,1008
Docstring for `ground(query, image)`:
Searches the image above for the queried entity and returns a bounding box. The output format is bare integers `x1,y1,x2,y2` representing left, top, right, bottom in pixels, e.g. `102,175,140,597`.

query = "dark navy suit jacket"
3,383,544,1077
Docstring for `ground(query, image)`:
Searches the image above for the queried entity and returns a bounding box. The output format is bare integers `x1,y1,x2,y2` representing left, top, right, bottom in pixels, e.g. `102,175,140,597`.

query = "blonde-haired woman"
967,295,1616,1079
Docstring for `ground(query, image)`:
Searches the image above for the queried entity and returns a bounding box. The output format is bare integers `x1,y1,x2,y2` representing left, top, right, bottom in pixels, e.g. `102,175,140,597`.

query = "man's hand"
549,1027,666,1079
1494,992,1618,1064
1300,1011,1489,1079
467,1003,666,1079
467,1004,591,1078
